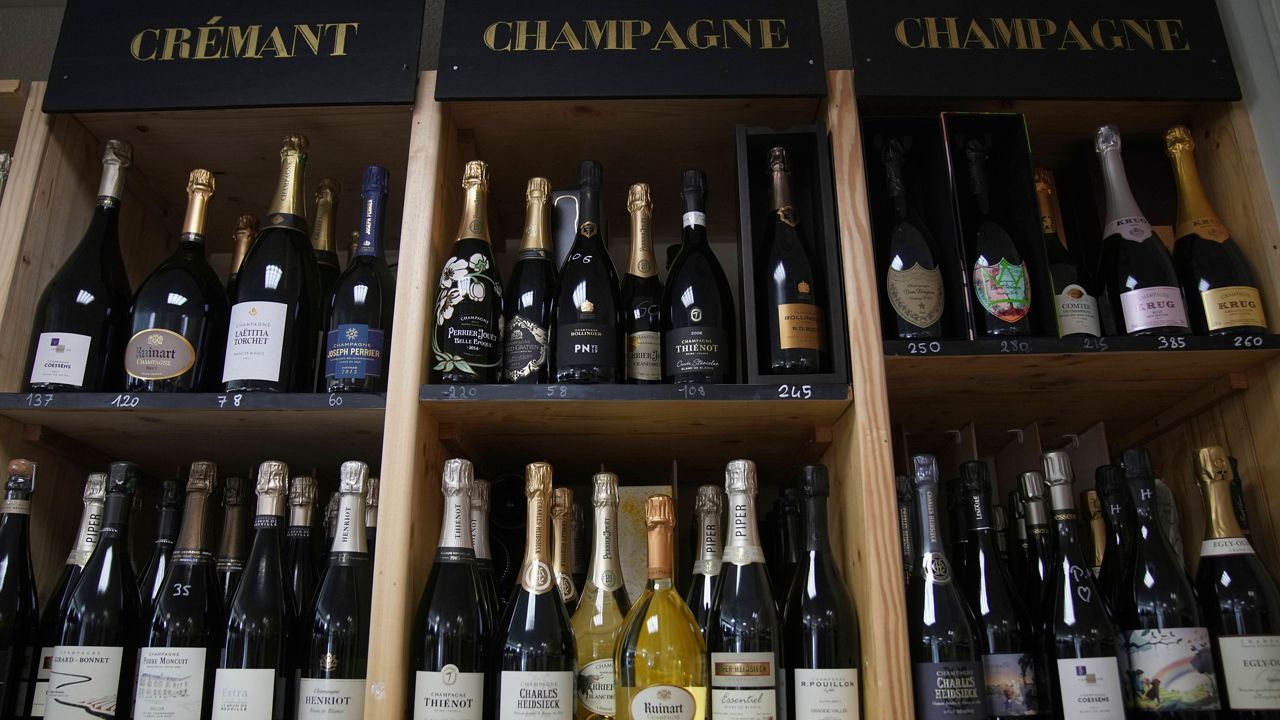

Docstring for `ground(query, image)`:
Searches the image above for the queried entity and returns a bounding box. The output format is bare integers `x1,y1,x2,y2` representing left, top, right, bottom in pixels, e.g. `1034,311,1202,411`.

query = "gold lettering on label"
1157,19,1190,51
131,29,159,60
1027,19,1057,49
724,19,753,47
962,20,995,49
620,20,652,49
1059,20,1092,50
513,20,547,51
652,21,688,50
892,16,1192,52
484,21,512,51
583,20,617,50
162,26,193,60
895,18,924,48
482,18,792,52
327,22,359,55
759,18,788,48
688,19,719,49
1123,19,1155,49
292,24,323,56
194,19,225,60
549,22,585,51
259,26,291,58
990,18,1026,49
227,25,262,59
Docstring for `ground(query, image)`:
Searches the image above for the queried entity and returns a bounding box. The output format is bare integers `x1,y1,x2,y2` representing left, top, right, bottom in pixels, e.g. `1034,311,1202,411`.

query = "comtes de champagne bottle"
684,484,722,641
571,472,631,720
503,178,556,384
621,183,662,384
1036,168,1101,338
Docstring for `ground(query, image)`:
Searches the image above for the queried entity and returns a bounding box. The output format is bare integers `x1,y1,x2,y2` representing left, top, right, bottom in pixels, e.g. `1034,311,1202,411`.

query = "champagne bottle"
27,473,104,719
470,478,501,630
1166,127,1267,335
662,170,736,384
881,139,945,340
684,484,722,640
136,462,220,720
25,141,132,392
51,461,140,720
1095,126,1190,336
572,502,588,599
1228,457,1252,537
1019,471,1055,617
412,459,489,720
323,165,396,392
310,178,342,325
908,454,984,720
300,461,373,719
966,140,1031,336
125,169,230,391
621,183,663,384
708,459,783,720
502,178,556,384
572,473,631,720
138,478,182,631
1036,168,1102,338
0,460,36,718
431,161,503,383
215,476,249,610
365,476,379,559
553,161,623,384
1094,465,1132,615
214,461,292,720
615,494,708,720
226,215,258,298
552,488,579,608
1193,446,1280,714
765,146,825,372
1117,447,1221,715
224,134,323,391
494,462,576,720
321,492,338,572
285,477,318,631
778,488,803,604
1041,451,1127,718
784,465,861,720
1007,489,1029,594
947,477,971,579
896,474,915,592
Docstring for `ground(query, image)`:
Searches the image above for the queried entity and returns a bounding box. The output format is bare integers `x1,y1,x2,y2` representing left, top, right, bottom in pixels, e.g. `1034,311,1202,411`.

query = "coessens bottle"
1036,169,1101,338
572,472,631,720
621,183,663,384
881,138,945,340
764,146,825,373
965,139,1031,336
503,178,556,384
0,460,37,718
685,484,722,640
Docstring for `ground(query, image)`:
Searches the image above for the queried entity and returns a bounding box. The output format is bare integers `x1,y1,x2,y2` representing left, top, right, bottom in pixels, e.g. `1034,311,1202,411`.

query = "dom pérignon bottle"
571,472,631,720
138,478,182,630
765,146,825,373
621,183,663,384
310,178,342,324
226,215,258,298
662,170,736,383
432,161,504,383
0,460,36,718
1166,126,1268,336
965,140,1031,336
1036,168,1101,338
1096,125,1190,336
882,138,945,340
323,165,396,392
685,484,722,639
224,134,323,392
26,141,132,392
553,161,623,384
503,178,556,383
125,169,230,391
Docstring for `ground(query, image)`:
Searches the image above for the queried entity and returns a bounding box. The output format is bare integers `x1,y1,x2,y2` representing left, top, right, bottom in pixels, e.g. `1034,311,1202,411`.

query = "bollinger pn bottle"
552,488,579,609
135,462,221,720
621,183,663,383
310,177,342,329
0,460,37,718
965,140,1031,336
26,141,133,392
881,138,945,340
411,459,489,720
1193,446,1280,715
125,169,230,391
1036,168,1101,338
684,484,723,640
764,146,825,373
138,478,182,633
223,134,323,392
471,478,501,632
226,215,258,298
503,178,556,384
215,476,250,611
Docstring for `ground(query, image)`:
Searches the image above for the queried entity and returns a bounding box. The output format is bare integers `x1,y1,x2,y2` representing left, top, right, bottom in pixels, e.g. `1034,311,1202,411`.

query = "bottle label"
711,651,777,719
626,330,662,381
30,646,55,717
555,322,616,369
414,667,484,719
693,558,721,576
1216,635,1280,710
981,652,1041,715
1054,285,1102,337
886,264,944,329
45,645,124,720
1201,286,1266,331
1177,216,1230,243
629,684,701,720
29,332,92,387
1106,216,1153,242
211,667,275,719
297,678,366,718
433,250,502,378
521,559,555,595
664,326,729,378
1119,286,1189,333
912,661,984,720
578,659,616,715
1124,627,1221,711
1054,656,1126,718
556,570,577,604
972,259,1030,324
921,551,952,584
1202,537,1255,557
503,315,549,382
793,667,859,718
683,211,706,228
0,499,29,514
499,670,574,719
324,323,385,381
134,647,207,719
125,329,197,381
777,303,823,350
222,301,288,383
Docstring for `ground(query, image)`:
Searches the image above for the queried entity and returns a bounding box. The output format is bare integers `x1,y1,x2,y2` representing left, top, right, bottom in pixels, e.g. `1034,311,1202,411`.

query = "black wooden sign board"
436,0,825,100
848,0,1241,101
44,0,424,112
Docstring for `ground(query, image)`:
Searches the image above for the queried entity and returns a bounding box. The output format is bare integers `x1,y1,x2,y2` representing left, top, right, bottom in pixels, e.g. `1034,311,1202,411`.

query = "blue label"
325,324,385,380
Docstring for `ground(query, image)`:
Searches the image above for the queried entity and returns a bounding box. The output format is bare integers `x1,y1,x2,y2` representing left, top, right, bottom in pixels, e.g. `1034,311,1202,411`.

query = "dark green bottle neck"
101,492,132,537
802,495,830,554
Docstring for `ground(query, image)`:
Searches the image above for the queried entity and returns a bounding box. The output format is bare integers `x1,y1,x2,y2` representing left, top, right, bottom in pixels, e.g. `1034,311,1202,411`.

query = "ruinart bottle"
1036,169,1101,338
684,484,722,640
0,460,37,718
572,473,631,720
621,183,663,384
615,494,707,720
765,146,825,373
503,178,556,384
552,488,579,608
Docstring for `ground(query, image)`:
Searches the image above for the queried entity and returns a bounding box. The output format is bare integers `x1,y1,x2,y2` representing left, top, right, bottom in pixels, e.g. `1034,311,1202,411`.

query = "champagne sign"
436,1,825,100
44,0,423,112
849,0,1240,100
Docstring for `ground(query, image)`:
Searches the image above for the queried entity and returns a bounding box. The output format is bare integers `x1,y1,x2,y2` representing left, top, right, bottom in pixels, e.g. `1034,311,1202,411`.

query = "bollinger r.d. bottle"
621,183,663,384
0,459,37,718
764,146,826,373
502,178,556,384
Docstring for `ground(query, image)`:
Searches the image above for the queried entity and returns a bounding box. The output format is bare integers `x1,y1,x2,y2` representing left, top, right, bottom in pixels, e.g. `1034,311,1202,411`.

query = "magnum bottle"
621,183,663,383
215,476,249,610
684,484,722,639
881,138,945,340
503,178,556,384
1036,168,1101,338
226,215,258,298
0,460,36,718
552,488,579,608
966,140,1031,336
765,146,825,372
310,178,342,326
138,479,182,630
471,478,501,628
572,472,631,720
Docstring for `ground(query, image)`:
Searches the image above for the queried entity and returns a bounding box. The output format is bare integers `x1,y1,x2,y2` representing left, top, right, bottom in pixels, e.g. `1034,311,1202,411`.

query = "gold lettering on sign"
130,17,361,61
483,18,790,51
893,16,1191,51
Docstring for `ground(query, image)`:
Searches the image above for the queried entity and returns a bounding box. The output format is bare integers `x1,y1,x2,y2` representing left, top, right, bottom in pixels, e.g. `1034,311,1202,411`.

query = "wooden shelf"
884,333,1280,357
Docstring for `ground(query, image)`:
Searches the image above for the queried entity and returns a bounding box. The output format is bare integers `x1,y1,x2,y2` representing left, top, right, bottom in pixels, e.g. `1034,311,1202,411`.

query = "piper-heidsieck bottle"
572,473,631,720
1036,168,1102,338
470,478,501,630
784,465,862,720
621,183,663,384
908,454,984,720
551,488,579,609
51,461,141,720
125,169,230,391
765,146,826,373
0,460,36,718
224,134,323,392
1019,471,1055,617
26,141,132,392
1193,446,1280,715
553,161,623,384
685,484,723,639
27,473,105,719
226,215,258,298
310,178,342,326
503,178,556,384
301,461,374,718
708,459,784,720
135,462,220,720
966,139,1031,336
412,459,489,720
1095,125,1190,337
215,476,249,611
881,138,945,340
1041,451,1127,719
138,478,182,632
